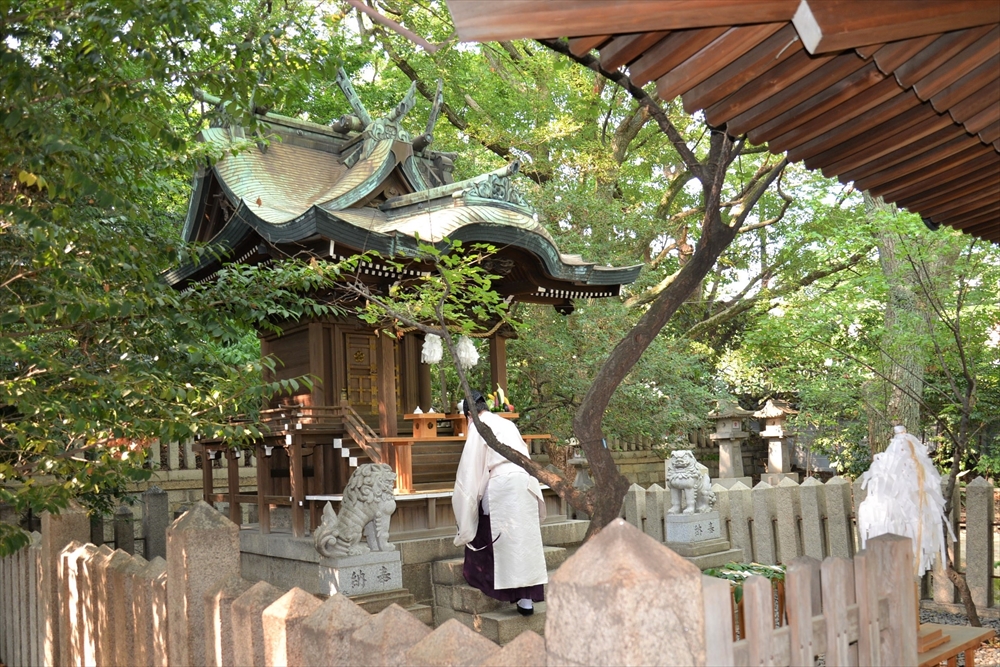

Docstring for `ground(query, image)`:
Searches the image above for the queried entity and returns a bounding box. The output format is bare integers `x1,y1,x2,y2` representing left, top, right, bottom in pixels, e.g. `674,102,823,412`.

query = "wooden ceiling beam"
951,82,1000,125
837,125,968,184
872,35,939,75
913,182,1000,218
446,0,799,42
805,104,939,169
568,35,612,56
792,0,999,54
770,77,904,154
682,24,801,112
897,167,1000,209
655,23,784,101
913,26,1000,99
893,26,994,89
820,113,957,176
600,32,670,70
956,216,1000,233
705,47,835,126
855,43,885,59
725,52,868,136
966,102,1000,134
851,132,982,190
979,118,1000,144
928,199,1000,223
931,54,1000,113
785,88,921,162
629,27,728,87
858,139,984,192
749,61,885,144
875,152,999,200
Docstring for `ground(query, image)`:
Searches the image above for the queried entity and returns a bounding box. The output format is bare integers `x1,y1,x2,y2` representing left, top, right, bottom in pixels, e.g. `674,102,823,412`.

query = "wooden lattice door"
345,333,378,414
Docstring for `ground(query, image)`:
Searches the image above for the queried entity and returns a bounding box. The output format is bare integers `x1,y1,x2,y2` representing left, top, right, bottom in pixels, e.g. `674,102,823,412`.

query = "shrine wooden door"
345,333,378,415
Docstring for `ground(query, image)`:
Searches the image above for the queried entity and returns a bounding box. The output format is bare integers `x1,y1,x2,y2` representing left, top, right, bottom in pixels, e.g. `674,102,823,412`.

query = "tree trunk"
868,193,925,454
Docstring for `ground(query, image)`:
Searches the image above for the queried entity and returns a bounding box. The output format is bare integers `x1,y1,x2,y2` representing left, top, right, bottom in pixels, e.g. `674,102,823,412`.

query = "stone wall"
1,502,920,667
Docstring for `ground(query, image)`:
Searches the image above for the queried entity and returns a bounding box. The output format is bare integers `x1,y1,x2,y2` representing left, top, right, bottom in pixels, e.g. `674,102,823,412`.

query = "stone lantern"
707,400,753,489
755,399,799,484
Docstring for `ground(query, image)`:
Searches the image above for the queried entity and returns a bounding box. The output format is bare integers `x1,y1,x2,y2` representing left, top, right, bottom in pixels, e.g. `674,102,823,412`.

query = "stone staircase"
350,588,434,625
431,546,567,645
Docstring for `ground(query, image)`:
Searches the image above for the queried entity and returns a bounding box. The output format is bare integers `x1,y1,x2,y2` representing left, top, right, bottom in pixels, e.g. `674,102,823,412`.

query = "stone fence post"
965,476,994,609
545,518,706,666
114,506,135,555
41,502,89,666
143,486,169,561
166,501,240,667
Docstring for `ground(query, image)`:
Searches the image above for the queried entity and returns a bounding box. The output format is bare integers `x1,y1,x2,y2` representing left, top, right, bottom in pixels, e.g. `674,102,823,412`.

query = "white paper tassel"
857,425,953,576
421,334,443,364
455,336,479,369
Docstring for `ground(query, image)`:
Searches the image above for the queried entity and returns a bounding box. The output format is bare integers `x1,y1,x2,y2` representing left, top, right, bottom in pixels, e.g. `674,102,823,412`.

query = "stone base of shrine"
666,537,744,569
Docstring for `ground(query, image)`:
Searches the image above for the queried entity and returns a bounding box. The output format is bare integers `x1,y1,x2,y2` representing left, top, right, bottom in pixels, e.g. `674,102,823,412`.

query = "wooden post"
308,323,326,406
227,449,241,525
375,334,398,438
489,334,507,395
256,444,271,534
289,438,305,538
200,445,214,504
393,442,414,494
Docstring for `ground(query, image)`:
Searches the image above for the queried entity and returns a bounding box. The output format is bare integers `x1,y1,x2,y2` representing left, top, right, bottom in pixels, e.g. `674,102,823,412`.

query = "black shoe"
516,604,534,616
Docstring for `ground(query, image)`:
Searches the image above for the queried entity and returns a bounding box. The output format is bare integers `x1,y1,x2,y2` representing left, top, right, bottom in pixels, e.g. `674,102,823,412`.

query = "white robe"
453,411,548,590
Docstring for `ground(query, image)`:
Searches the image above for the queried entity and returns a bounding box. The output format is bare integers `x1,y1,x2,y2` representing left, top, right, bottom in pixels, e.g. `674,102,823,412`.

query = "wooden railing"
337,401,385,465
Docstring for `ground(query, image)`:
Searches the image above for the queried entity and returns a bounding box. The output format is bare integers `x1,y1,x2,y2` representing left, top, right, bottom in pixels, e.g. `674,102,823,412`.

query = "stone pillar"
799,477,825,560
57,541,85,667
204,574,253,667
133,557,166,667
262,587,323,667
183,440,196,470
645,484,666,543
231,580,284,667
41,502,89,667
167,441,180,471
774,478,800,564
933,481,960,603
622,483,645,531
347,603,430,667
751,481,777,565
109,552,144,667
405,619,500,667
718,440,745,478
546,519,705,666
966,476,994,609
151,566,169,667
78,544,104,667
727,481,753,562
298,594,370,667
114,506,135,555
823,477,853,559
142,486,169,561
29,532,43,667
166,501,241,667
90,544,116,667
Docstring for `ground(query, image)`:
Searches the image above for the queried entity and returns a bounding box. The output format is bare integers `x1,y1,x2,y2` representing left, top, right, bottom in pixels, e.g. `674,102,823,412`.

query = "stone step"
408,603,434,626
434,601,547,645
434,566,558,616
432,546,567,585
350,588,417,615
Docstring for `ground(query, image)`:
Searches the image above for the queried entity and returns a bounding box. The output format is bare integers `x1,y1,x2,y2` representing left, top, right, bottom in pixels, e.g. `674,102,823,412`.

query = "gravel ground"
920,608,1000,667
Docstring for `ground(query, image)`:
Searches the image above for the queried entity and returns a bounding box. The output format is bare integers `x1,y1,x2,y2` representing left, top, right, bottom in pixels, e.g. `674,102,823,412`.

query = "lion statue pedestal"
314,463,403,596
664,450,743,569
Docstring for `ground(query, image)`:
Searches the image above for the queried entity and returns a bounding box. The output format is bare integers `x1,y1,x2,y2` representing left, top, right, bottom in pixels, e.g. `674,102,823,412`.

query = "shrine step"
349,588,433,625
433,601,548,645
431,546,567,586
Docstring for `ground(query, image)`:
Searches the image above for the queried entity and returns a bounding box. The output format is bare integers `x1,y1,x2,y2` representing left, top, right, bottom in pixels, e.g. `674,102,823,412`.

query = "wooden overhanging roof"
166,82,641,304
446,1,1000,242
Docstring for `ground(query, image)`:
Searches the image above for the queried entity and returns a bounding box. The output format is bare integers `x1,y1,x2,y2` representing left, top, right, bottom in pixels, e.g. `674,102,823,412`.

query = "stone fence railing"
0,502,919,667
621,475,1000,611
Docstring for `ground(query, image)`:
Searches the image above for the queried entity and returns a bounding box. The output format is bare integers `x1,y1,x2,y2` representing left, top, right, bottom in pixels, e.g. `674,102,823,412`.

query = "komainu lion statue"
314,463,397,558
665,450,715,514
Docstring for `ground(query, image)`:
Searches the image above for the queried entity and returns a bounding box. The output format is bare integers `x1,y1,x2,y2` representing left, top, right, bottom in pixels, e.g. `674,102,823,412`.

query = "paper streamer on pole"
857,425,954,576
